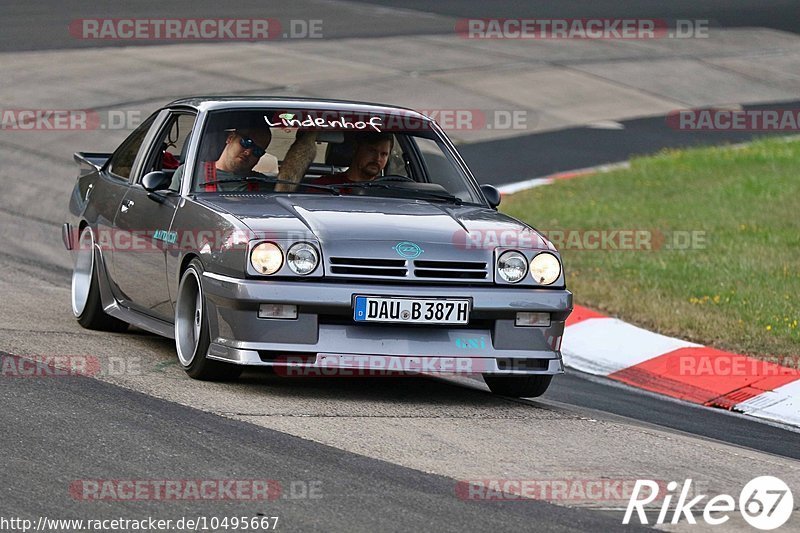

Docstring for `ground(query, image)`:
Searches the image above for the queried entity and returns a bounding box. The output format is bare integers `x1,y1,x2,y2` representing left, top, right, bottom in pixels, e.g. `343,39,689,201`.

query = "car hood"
198,194,554,251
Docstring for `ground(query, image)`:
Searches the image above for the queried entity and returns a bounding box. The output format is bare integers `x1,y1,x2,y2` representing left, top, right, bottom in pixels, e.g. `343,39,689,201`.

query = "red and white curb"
496,162,630,195
563,306,800,428
499,162,798,428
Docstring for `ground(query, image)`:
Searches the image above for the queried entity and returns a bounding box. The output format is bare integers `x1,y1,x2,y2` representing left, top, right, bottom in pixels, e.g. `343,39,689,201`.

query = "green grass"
502,137,800,358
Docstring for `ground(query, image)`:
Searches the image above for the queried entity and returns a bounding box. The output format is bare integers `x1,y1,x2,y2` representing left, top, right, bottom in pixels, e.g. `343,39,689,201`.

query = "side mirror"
142,171,171,192
480,184,501,208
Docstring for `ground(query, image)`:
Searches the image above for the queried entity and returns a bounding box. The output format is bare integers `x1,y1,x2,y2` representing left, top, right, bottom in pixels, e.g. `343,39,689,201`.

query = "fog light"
258,304,298,319
515,312,550,327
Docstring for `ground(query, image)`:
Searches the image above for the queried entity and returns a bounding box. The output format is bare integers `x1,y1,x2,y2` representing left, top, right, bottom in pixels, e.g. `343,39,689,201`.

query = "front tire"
483,374,553,398
175,259,242,381
71,226,128,332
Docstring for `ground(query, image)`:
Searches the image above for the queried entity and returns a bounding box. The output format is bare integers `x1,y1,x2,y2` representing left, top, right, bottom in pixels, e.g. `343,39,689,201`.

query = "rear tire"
71,226,128,332
483,374,553,398
175,258,242,381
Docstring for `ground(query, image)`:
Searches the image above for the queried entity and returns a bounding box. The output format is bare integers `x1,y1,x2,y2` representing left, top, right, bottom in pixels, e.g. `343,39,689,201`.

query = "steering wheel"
374,174,415,183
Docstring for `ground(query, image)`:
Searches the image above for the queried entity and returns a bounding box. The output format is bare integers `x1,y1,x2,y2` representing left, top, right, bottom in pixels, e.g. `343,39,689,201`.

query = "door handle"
120,199,134,213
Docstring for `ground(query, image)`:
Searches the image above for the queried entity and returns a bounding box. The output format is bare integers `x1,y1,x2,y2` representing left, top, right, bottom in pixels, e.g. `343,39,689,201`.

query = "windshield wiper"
401,189,463,205
200,176,340,195
328,182,463,205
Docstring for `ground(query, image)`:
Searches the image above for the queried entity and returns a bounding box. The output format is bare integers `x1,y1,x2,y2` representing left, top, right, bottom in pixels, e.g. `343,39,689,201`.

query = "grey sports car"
64,97,572,397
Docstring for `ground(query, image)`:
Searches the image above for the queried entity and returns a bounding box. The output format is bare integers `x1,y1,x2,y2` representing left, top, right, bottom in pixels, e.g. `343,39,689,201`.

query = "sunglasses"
237,134,267,157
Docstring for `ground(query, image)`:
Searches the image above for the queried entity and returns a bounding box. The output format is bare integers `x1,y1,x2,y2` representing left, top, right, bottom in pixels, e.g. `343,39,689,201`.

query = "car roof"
165,96,433,122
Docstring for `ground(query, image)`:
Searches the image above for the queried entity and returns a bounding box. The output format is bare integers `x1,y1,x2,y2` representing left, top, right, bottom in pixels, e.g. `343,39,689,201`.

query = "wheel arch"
179,252,202,278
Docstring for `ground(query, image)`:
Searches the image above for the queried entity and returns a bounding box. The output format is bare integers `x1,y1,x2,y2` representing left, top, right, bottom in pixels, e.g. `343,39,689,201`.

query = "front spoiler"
207,343,565,376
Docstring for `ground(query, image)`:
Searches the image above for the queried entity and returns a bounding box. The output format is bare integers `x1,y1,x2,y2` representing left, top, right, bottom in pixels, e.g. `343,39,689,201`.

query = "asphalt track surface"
2,0,798,52
460,101,800,183
359,0,800,35
2,1,799,532
1,353,641,532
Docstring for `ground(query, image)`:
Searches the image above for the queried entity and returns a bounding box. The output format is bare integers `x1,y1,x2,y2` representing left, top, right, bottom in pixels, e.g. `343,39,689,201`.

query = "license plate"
354,296,470,325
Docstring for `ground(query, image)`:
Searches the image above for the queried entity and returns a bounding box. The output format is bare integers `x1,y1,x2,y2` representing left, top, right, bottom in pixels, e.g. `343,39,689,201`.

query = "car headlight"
530,252,561,285
287,242,319,275
251,242,283,275
497,250,528,283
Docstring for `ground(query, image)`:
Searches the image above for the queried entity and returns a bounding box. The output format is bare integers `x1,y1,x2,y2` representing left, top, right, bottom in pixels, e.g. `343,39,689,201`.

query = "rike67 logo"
624,476,793,530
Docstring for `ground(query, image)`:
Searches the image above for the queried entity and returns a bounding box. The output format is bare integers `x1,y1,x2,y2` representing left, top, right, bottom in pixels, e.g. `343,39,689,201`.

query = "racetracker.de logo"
272,355,523,377
69,18,324,40
667,354,799,377
69,480,282,501
70,228,316,253
0,109,150,131
452,228,708,251
1,109,99,130
414,109,530,131
667,108,800,131
456,478,666,502
0,354,145,378
0,354,101,377
455,19,709,39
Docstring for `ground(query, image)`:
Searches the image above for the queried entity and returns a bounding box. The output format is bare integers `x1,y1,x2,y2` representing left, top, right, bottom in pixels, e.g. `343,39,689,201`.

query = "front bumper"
201,272,572,375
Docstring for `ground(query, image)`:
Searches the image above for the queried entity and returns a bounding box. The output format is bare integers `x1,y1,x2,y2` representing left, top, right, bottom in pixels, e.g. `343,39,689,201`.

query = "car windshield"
190,108,485,205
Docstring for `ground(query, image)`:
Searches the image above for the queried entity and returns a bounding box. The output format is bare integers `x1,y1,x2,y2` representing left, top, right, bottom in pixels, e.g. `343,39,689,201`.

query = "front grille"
327,256,491,283
413,260,488,280
329,257,407,277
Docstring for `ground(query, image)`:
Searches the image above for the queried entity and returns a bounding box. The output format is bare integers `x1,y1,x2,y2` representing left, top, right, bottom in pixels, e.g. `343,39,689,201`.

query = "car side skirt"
93,243,175,339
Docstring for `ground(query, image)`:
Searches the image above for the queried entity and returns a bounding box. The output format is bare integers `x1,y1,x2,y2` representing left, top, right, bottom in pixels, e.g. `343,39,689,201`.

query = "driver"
170,125,273,192
313,132,393,186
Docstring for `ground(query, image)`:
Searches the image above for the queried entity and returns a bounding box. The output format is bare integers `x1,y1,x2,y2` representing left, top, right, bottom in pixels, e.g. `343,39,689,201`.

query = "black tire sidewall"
178,259,211,376
177,259,241,381
75,227,128,332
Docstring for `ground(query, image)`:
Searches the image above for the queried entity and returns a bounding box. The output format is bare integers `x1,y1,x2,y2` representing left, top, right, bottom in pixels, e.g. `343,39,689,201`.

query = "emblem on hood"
393,241,423,259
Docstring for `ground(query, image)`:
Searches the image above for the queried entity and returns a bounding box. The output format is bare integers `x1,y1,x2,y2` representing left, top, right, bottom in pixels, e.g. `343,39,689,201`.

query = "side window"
411,137,478,203
107,114,156,181
141,112,197,191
